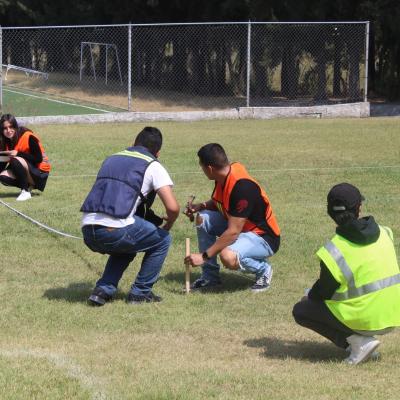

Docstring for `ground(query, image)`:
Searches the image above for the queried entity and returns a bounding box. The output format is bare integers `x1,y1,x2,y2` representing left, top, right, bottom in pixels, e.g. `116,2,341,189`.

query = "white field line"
1,164,399,241
0,348,107,400
49,164,400,179
0,199,81,239
3,88,110,113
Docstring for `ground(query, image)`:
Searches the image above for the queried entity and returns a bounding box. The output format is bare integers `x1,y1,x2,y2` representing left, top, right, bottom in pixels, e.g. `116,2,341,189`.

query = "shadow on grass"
43,281,130,303
0,191,41,199
43,282,94,303
243,337,345,362
0,191,18,198
161,270,254,294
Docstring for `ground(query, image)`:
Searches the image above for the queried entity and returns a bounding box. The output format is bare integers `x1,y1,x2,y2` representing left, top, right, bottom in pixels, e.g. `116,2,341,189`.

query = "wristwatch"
202,251,210,261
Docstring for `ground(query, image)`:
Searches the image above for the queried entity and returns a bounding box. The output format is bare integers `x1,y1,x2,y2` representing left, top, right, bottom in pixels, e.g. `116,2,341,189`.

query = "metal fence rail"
0,21,368,115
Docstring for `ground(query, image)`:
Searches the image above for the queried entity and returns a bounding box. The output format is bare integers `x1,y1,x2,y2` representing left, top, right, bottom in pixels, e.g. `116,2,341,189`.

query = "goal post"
79,42,123,85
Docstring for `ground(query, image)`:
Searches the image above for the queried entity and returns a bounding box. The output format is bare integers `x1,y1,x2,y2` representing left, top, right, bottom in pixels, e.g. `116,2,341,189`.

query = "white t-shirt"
81,161,173,228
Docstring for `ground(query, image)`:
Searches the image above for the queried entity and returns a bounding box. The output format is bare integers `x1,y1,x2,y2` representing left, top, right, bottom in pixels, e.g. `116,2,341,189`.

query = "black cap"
327,183,365,214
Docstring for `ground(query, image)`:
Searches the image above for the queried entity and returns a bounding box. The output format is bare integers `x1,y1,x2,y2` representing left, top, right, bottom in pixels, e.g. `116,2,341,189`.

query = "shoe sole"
250,267,273,292
250,285,271,293
88,295,107,306
16,196,31,201
346,341,381,365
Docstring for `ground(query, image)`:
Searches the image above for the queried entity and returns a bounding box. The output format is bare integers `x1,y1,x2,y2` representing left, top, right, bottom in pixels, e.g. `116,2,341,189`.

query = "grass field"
2,86,124,116
0,118,399,399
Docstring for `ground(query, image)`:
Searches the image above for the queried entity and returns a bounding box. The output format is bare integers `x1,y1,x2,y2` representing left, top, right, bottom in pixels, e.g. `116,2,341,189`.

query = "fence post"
0,26,2,112
246,21,251,107
364,21,370,102
128,23,132,111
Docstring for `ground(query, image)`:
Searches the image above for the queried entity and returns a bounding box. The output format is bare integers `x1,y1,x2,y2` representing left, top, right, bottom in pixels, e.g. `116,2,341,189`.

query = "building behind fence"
0,22,369,115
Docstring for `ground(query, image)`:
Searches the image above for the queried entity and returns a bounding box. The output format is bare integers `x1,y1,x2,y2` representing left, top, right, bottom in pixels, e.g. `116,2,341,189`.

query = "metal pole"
105,44,108,85
128,23,132,111
90,44,97,81
114,45,123,85
79,42,83,81
1,21,368,30
0,26,3,112
246,20,251,107
364,21,370,102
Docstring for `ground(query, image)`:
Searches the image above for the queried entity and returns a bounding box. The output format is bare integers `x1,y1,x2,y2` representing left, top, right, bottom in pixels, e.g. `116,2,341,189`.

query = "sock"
9,158,29,190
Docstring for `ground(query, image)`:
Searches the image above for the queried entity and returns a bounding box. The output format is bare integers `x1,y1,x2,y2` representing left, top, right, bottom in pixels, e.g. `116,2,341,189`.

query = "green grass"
0,118,400,399
2,86,123,116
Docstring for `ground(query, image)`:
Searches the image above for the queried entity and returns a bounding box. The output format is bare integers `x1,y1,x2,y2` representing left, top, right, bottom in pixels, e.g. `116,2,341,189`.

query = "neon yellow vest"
317,226,400,331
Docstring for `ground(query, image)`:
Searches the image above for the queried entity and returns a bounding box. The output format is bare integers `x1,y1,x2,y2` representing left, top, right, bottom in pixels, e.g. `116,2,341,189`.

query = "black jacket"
308,216,380,301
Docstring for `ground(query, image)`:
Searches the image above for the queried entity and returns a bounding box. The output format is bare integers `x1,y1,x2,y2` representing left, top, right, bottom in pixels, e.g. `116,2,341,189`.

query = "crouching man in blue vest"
81,127,180,305
293,183,400,365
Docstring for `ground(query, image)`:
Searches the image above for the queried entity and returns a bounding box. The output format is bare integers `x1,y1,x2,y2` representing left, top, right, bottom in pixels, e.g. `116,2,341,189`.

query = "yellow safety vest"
317,226,400,331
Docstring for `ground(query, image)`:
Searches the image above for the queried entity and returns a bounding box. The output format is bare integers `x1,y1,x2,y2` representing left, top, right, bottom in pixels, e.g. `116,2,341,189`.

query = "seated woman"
0,114,51,201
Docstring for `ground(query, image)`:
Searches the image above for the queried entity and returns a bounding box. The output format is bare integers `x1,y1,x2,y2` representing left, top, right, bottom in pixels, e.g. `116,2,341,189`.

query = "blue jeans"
82,216,171,296
196,210,275,282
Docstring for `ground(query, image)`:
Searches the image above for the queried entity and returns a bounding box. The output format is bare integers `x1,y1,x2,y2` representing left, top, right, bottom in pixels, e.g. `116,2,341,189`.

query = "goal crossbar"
79,42,122,85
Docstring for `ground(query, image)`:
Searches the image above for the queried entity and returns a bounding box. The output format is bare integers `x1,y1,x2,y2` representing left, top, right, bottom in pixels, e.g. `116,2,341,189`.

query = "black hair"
197,143,229,169
134,127,163,156
0,114,21,149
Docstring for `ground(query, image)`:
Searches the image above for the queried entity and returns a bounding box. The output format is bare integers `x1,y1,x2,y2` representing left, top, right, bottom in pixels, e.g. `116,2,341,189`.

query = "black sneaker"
251,268,273,292
126,291,163,304
190,278,222,291
88,287,113,306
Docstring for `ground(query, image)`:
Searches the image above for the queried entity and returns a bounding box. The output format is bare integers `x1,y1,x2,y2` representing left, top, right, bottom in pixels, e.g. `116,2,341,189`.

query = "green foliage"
0,1,398,98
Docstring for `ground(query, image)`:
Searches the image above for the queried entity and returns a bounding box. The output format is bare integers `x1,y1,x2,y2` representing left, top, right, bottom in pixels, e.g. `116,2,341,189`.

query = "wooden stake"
185,237,191,294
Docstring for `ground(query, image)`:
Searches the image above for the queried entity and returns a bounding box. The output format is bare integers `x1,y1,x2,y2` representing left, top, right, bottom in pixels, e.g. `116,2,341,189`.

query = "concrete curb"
18,102,370,125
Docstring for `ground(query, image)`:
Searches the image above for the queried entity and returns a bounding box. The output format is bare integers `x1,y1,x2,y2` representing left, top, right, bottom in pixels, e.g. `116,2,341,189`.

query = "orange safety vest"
7,130,51,173
211,162,280,236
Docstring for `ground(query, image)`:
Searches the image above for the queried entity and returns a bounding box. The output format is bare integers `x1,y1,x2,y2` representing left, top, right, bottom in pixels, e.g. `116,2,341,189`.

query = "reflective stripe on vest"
381,226,394,242
324,240,400,301
114,150,154,162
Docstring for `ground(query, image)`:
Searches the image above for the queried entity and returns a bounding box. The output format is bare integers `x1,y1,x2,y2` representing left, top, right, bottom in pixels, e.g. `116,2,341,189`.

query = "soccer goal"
79,42,123,85
2,64,49,81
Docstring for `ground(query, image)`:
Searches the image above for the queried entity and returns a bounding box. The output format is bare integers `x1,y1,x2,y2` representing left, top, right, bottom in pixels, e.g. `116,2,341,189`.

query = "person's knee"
220,248,239,270
12,156,25,163
196,210,217,228
9,157,25,169
292,301,308,325
195,213,204,226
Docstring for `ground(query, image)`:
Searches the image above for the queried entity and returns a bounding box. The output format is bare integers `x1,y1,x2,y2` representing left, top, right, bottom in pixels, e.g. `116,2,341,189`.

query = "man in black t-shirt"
184,143,280,292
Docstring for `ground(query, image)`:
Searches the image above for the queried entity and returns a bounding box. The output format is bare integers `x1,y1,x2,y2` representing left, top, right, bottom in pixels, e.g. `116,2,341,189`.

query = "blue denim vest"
80,146,157,218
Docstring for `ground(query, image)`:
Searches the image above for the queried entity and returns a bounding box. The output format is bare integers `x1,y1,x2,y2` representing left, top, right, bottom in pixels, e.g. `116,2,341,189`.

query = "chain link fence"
0,22,368,115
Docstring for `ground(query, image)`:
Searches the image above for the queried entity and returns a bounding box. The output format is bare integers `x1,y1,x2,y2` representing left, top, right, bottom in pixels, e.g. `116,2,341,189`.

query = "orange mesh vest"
211,162,280,236
9,130,51,172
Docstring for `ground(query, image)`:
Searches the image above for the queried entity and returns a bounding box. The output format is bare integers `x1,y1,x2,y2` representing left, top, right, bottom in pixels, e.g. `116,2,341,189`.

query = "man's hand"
184,253,204,267
183,202,204,221
161,216,174,231
157,186,180,231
